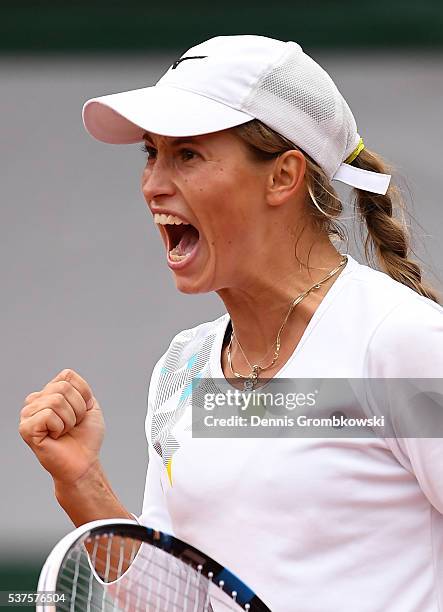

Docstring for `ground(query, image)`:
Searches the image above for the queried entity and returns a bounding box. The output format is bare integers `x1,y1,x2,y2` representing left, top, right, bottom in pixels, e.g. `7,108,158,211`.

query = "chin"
172,265,223,294
173,276,212,295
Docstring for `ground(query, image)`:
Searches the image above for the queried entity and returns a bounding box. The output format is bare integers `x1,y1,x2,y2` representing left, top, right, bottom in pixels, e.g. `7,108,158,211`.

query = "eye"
140,143,198,164
140,142,157,162
179,148,197,161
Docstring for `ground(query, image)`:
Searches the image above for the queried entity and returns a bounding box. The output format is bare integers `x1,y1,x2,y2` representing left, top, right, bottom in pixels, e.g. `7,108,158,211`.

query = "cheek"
184,160,264,259
197,164,257,228
198,192,245,252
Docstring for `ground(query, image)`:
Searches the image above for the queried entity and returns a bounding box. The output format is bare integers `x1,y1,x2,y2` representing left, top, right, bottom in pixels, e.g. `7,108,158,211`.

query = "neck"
217,242,346,366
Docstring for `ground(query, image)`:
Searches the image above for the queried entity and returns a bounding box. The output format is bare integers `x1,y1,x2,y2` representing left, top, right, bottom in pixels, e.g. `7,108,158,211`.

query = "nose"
141,155,176,205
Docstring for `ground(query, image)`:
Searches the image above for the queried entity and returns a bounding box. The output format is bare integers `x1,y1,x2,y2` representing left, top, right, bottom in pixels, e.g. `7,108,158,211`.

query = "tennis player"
20,36,443,611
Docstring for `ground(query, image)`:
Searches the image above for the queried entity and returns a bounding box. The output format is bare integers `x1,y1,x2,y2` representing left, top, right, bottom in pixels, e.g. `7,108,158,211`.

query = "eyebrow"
142,132,202,146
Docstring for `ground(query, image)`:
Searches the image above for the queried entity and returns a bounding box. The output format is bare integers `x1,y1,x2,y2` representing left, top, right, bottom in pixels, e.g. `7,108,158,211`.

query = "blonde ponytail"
351,148,440,304
232,119,441,305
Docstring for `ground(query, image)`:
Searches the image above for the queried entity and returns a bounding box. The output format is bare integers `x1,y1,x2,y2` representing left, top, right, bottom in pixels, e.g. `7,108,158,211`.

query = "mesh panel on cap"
241,44,357,178
259,56,335,124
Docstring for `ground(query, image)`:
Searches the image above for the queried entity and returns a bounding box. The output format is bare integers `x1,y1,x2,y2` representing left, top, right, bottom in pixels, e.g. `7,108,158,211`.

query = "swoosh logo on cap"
171,55,208,70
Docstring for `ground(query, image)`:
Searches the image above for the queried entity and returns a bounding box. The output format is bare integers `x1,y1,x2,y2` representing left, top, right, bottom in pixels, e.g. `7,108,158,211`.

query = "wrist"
54,462,127,528
54,460,107,501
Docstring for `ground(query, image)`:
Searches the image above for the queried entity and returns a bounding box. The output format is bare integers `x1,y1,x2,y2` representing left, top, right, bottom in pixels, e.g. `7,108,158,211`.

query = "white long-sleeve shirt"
137,253,443,611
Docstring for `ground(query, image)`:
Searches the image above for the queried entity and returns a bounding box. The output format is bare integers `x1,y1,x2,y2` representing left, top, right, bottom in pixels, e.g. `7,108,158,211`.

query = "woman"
19,35,443,611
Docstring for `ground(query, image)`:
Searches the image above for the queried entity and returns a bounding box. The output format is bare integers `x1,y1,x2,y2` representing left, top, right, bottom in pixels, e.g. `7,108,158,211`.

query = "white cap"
82,35,391,195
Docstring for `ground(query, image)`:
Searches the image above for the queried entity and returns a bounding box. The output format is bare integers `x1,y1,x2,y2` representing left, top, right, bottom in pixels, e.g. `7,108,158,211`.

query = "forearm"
54,462,139,581
54,461,133,528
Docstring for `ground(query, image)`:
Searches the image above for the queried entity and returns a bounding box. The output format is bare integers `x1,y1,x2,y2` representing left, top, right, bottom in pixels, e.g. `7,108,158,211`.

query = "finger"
48,368,94,410
19,408,65,445
24,391,41,405
40,380,88,424
21,393,77,433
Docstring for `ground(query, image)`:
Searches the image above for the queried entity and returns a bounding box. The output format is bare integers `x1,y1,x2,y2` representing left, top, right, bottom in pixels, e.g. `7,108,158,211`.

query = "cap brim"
82,85,255,144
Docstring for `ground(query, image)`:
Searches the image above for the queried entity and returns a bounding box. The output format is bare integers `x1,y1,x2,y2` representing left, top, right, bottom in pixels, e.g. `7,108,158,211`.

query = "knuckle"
19,428,31,445
57,380,72,394
18,420,28,436
60,368,75,381
24,391,39,403
52,393,66,407
20,396,41,417
20,404,31,418
18,417,38,442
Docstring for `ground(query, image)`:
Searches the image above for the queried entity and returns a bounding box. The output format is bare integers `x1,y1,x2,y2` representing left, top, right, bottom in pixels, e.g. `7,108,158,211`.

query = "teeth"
154,213,190,225
169,252,191,262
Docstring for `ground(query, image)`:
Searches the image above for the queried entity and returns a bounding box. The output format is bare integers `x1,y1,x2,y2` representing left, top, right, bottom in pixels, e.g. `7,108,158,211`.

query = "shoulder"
365,290,443,377
166,312,229,348
344,255,427,311
339,256,443,376
151,312,229,380
145,313,229,443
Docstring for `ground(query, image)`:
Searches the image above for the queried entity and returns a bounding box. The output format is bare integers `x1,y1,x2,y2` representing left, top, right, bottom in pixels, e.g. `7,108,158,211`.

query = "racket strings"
56,533,245,611
64,538,203,601
58,561,200,611
58,553,204,611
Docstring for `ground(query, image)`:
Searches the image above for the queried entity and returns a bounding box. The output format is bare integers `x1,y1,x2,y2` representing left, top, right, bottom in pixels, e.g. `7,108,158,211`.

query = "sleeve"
136,356,174,534
365,296,443,513
137,448,174,533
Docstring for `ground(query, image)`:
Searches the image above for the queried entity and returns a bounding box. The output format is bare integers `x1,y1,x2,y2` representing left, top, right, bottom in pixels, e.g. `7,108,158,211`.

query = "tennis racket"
37,518,271,611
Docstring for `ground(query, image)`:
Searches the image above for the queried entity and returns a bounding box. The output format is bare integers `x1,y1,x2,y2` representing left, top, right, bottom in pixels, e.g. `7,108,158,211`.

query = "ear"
266,150,306,207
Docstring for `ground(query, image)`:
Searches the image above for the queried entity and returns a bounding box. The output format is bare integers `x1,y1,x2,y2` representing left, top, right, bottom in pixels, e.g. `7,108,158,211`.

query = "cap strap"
333,136,391,195
332,164,391,195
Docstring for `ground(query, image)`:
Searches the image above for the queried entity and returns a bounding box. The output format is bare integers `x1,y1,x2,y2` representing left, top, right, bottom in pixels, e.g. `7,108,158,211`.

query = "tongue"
170,226,199,256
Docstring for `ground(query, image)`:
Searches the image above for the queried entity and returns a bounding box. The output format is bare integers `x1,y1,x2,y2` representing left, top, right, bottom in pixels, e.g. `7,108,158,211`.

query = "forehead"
142,129,239,147
142,132,202,144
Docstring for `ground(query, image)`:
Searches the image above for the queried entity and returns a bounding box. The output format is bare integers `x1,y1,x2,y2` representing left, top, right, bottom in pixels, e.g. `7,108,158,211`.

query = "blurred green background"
2,0,443,52
1,1,442,607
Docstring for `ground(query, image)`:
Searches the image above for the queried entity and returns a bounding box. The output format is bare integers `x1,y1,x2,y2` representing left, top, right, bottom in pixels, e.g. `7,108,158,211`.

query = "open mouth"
154,213,200,262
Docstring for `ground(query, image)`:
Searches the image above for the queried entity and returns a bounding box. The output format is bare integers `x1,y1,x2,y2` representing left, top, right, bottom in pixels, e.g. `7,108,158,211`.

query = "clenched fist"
19,368,105,485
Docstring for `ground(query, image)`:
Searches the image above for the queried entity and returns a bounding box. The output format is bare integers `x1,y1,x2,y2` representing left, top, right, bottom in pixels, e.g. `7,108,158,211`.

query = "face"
141,128,276,294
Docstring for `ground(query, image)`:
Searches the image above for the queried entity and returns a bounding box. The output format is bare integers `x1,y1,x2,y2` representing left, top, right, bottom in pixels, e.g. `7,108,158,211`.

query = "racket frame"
37,518,271,612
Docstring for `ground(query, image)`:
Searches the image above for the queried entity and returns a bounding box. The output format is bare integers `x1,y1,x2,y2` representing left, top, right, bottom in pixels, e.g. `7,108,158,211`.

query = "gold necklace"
227,255,348,390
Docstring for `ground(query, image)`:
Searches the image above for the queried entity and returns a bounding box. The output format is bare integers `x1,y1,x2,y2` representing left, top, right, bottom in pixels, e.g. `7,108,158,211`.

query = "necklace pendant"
251,364,261,377
243,365,261,391
244,379,255,391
